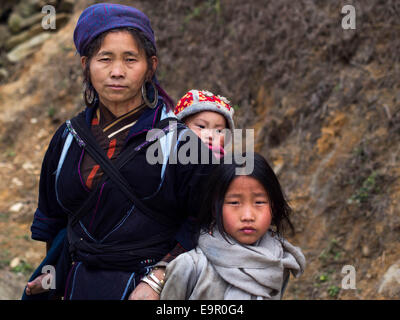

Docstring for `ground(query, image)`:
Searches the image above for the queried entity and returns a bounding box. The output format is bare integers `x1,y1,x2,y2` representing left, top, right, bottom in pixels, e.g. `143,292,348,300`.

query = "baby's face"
184,111,227,150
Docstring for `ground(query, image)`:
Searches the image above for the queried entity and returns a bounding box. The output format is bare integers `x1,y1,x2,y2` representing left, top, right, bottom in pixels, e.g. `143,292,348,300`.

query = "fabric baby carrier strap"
61,112,186,270
65,112,181,228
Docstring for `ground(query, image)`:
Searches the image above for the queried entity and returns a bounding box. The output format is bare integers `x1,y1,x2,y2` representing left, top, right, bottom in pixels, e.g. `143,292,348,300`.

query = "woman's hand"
128,267,165,300
25,274,51,295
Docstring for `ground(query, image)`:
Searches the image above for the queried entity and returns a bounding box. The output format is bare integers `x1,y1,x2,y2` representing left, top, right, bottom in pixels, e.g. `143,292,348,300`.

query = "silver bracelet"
148,272,165,288
141,276,162,294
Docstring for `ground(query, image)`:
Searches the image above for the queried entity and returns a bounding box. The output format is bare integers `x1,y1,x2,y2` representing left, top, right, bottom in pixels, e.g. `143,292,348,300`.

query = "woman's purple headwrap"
74,3,155,56
73,3,174,110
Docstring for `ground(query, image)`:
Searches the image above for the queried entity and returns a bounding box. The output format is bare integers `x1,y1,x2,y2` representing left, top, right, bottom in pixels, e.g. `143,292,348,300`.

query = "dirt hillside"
0,0,399,299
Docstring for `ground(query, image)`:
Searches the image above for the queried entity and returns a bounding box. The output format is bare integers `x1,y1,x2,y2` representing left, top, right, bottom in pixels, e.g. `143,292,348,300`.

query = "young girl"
160,152,306,300
174,89,235,159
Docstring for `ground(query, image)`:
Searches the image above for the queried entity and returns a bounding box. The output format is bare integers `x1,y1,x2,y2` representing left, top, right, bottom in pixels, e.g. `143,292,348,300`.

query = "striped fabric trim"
103,105,144,132
107,121,137,139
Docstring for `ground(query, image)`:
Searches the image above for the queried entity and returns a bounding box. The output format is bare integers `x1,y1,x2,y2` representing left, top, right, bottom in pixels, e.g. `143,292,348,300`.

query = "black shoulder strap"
116,116,186,170
66,114,178,228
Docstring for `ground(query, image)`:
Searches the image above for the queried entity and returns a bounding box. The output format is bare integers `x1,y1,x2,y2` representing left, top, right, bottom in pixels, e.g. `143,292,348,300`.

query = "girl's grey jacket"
160,229,306,300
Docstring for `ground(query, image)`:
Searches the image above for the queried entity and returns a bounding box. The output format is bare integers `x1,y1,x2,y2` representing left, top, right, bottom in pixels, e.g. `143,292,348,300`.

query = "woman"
25,3,214,300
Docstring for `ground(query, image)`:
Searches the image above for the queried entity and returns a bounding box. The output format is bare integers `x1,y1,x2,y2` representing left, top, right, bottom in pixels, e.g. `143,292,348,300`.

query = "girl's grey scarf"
197,230,306,299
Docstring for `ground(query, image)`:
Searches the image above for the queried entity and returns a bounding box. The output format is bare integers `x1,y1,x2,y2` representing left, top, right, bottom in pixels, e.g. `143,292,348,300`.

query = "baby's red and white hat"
174,89,235,131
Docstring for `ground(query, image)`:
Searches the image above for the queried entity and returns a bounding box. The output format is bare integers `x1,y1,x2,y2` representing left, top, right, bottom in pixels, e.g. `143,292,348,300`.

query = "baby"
174,89,235,159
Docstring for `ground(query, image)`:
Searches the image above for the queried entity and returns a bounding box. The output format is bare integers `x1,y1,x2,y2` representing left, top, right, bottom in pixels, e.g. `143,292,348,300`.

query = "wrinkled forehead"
95,30,144,55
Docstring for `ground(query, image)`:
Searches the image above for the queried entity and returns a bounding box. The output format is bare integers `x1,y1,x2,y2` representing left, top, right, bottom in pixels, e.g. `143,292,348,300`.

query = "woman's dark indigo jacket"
30,102,215,299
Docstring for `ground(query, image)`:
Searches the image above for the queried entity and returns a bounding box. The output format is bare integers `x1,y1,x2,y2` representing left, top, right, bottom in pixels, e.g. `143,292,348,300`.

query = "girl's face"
83,31,157,109
222,176,272,245
184,111,227,149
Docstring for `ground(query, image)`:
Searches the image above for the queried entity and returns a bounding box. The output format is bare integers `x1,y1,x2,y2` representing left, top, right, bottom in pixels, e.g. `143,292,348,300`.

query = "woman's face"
83,31,157,109
222,176,272,245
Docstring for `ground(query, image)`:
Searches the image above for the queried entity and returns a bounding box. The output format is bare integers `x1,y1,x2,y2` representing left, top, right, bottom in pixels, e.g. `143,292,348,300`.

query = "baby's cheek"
187,125,202,141
219,134,225,148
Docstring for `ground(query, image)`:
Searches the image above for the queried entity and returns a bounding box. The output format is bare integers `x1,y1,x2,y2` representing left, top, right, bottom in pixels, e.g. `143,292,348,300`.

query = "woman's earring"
141,80,159,109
